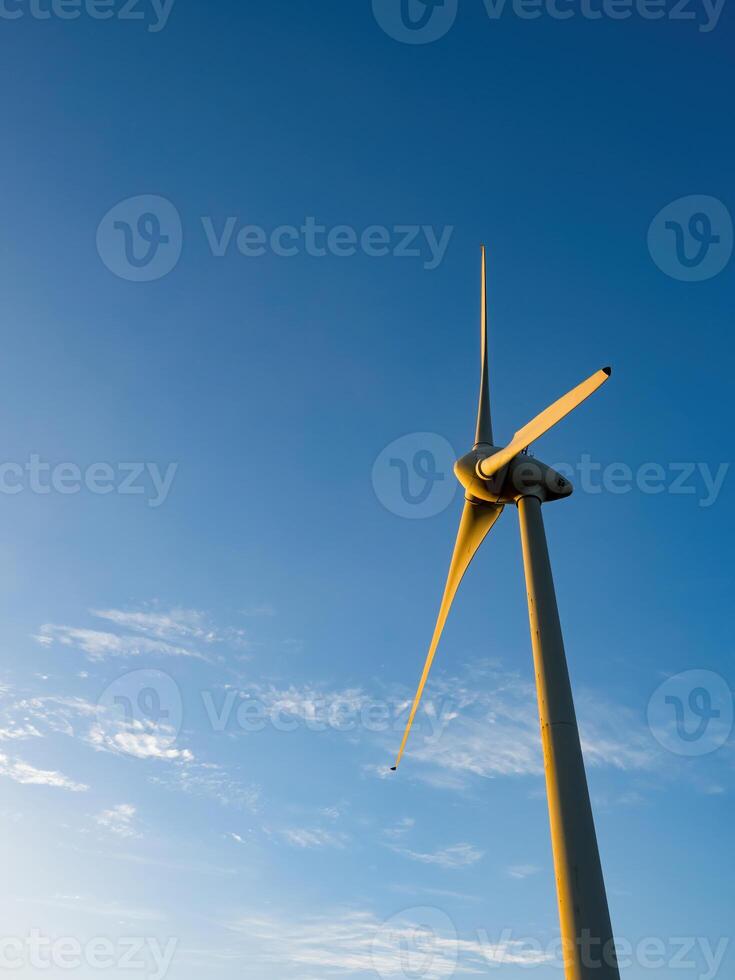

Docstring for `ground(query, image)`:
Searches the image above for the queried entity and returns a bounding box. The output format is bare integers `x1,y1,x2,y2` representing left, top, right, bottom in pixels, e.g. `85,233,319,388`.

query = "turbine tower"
392,247,620,980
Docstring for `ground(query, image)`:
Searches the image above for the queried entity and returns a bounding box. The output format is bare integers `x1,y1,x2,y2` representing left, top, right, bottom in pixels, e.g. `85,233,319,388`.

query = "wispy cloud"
35,624,199,662
577,694,659,771
150,762,260,811
92,606,242,645
0,688,195,764
34,604,245,662
0,684,257,818
390,883,481,902
226,909,458,977
86,720,193,762
393,662,659,789
319,806,342,822
383,816,415,840
507,863,541,879
278,827,349,850
224,908,552,976
23,893,164,923
94,803,140,838
244,683,368,725
0,752,88,792
389,842,484,870
9,694,99,738
0,723,43,741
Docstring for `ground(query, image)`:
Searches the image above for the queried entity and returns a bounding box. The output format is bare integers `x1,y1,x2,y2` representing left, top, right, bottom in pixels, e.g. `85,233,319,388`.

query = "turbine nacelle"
454,447,573,505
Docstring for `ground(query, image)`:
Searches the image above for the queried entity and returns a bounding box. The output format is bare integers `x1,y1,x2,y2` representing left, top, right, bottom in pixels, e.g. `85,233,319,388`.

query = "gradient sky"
0,2,733,979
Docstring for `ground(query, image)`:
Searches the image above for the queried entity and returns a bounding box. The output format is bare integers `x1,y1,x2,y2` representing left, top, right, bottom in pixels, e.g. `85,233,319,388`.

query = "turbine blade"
474,245,494,447
478,367,611,481
392,498,504,771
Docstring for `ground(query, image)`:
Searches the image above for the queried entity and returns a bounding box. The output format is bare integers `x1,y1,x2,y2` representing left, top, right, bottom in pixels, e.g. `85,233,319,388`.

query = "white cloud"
33,604,248,663
390,842,484,870
91,606,237,645
224,908,552,976
507,863,541,879
0,723,43,741
393,662,658,788
577,694,658,771
86,721,193,762
0,684,258,821
0,690,195,767
248,683,368,726
95,803,140,838
279,827,348,850
383,816,415,839
35,624,200,662
227,910,458,977
150,762,260,811
0,752,88,792
17,694,99,735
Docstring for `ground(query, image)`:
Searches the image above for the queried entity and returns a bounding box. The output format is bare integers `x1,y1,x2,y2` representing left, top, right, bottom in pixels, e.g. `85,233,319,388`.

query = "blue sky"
0,2,733,978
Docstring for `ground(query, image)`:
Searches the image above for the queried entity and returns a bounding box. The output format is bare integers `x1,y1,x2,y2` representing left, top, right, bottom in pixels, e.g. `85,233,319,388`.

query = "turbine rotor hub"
454,448,573,504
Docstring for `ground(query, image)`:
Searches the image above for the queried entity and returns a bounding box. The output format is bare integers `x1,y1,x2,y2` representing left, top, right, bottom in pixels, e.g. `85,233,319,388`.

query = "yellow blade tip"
390,766,397,772
603,365,612,376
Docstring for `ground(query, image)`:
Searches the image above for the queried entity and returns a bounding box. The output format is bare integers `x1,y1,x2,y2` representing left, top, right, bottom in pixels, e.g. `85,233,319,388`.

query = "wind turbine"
392,247,620,980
